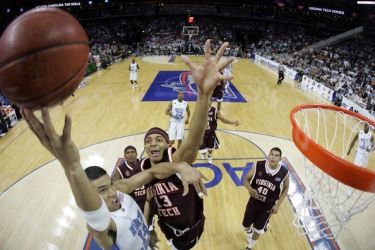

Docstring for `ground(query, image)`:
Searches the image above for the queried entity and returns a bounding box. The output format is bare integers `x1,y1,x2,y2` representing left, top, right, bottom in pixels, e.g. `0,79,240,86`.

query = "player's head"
124,145,137,164
132,59,135,63
268,147,282,168
364,123,370,133
144,127,170,163
85,166,120,211
177,91,184,101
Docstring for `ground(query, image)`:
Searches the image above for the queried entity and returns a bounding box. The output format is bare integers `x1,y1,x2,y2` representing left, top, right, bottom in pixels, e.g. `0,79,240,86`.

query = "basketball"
0,8,89,109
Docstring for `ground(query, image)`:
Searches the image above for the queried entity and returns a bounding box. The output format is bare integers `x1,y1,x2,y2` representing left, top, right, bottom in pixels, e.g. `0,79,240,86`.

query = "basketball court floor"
0,56,374,250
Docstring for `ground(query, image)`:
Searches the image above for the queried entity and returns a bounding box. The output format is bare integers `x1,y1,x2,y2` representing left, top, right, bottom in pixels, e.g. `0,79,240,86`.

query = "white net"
292,106,375,240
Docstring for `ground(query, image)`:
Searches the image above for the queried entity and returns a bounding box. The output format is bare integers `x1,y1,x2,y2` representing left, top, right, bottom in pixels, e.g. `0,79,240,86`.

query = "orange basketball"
0,8,89,109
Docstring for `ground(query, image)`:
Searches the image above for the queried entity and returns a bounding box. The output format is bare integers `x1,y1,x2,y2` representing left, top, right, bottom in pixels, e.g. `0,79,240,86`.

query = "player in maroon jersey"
112,145,147,211
211,78,225,110
143,40,234,250
199,101,239,164
242,147,290,250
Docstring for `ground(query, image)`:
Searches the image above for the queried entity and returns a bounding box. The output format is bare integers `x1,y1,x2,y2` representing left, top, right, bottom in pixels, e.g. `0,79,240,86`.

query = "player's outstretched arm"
114,162,207,196
174,40,234,164
218,111,239,126
22,108,114,248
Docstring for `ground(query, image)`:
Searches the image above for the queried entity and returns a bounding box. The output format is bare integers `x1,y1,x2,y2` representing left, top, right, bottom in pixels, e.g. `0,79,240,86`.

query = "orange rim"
290,104,375,193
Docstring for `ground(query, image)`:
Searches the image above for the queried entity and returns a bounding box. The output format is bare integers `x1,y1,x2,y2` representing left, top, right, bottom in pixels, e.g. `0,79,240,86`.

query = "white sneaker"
200,153,205,160
208,156,213,164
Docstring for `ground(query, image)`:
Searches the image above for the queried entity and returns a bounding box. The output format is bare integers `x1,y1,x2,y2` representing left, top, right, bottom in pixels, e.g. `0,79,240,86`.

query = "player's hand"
176,162,208,197
233,120,239,126
181,40,234,94
270,204,280,214
248,188,260,200
21,108,80,169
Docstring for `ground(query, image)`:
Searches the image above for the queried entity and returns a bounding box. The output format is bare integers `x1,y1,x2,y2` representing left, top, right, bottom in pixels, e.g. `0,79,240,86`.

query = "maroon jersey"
205,106,218,134
144,147,204,228
212,81,224,101
250,160,289,203
116,159,147,210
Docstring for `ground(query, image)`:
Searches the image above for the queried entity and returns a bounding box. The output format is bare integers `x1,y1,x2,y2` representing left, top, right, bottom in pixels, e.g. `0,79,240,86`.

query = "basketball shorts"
242,197,275,233
130,72,138,81
354,150,369,167
159,216,205,250
199,132,219,152
168,121,185,140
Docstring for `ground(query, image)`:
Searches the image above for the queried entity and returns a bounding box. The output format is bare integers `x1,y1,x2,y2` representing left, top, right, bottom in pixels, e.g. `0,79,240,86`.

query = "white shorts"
130,72,138,81
354,150,369,167
168,121,184,140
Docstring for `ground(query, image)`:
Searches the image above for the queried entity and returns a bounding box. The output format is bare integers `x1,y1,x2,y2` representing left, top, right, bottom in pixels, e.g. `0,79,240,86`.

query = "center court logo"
142,71,246,102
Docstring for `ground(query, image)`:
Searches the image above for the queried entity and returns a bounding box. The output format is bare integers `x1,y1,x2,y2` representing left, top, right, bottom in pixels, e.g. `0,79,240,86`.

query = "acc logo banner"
142,71,246,102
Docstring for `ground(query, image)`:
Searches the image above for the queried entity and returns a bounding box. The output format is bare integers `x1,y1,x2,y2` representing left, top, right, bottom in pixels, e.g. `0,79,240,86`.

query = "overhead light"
88,1,92,4
357,1,375,4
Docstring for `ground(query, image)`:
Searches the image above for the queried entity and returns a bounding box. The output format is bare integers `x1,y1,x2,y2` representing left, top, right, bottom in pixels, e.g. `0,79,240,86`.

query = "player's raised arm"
218,111,239,126
173,40,234,164
21,108,114,249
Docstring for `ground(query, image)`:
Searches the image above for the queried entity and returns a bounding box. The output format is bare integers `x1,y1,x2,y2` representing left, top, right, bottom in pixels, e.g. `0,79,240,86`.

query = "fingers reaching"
21,108,48,144
62,115,72,143
182,180,189,196
180,55,195,70
218,57,235,72
204,39,211,61
42,108,57,138
215,42,229,63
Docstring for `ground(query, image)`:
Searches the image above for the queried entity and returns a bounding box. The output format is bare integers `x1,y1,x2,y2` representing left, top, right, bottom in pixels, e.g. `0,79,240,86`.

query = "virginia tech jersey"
143,147,204,228
250,160,289,203
205,106,218,133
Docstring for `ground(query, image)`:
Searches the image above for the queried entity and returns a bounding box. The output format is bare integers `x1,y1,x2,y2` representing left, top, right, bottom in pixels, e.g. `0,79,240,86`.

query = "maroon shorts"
199,132,219,151
158,215,205,250
242,197,275,232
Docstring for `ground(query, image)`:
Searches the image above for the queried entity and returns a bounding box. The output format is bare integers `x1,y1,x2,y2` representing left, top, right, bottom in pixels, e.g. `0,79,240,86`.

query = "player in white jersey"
223,62,232,93
165,91,191,148
129,59,140,88
21,108,206,250
347,123,374,167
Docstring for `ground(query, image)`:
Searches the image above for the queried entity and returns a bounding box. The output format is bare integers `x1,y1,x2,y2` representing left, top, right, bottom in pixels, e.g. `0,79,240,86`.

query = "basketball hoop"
290,104,375,239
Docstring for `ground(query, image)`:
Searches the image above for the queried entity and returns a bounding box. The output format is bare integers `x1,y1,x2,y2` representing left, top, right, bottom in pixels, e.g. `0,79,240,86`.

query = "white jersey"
170,99,188,123
130,63,138,73
223,64,232,77
357,130,372,153
111,191,150,250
